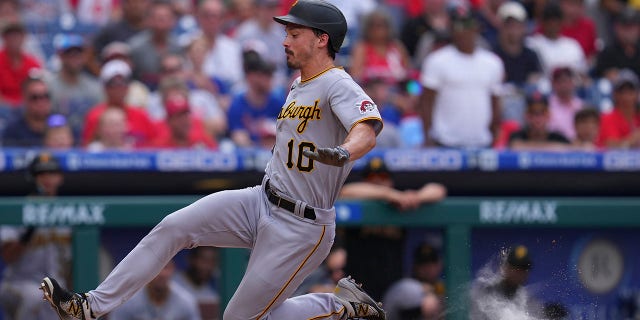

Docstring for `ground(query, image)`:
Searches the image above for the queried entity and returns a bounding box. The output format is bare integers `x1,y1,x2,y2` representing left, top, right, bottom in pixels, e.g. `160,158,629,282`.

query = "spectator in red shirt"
82,59,156,147
598,69,640,148
559,0,598,59
149,92,217,149
0,20,41,107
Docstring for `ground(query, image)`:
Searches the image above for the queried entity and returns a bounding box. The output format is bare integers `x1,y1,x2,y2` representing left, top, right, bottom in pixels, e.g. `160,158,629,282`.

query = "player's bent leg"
223,208,335,319
55,187,264,318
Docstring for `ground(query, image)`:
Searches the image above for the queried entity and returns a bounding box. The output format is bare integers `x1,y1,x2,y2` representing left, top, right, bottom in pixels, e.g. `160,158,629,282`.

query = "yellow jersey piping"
256,225,327,319
301,66,343,83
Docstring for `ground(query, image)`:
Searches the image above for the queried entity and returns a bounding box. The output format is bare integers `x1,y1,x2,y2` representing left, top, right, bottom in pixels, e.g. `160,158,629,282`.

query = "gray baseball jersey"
83,67,382,320
266,67,382,209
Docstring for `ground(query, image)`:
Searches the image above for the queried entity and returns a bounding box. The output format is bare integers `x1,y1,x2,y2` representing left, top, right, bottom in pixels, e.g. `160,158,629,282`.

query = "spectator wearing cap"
547,66,584,140
100,41,151,108
597,69,640,148
43,113,75,149
146,54,227,138
417,5,504,148
558,0,598,59
383,242,445,320
525,2,587,76
195,0,244,94
348,9,411,86
226,50,284,148
0,19,42,108
508,92,572,150
128,0,182,90
593,7,640,80
81,59,156,147
493,1,543,87
470,245,539,320
46,34,104,142
149,91,217,149
234,0,289,91
26,152,65,196
1,76,52,147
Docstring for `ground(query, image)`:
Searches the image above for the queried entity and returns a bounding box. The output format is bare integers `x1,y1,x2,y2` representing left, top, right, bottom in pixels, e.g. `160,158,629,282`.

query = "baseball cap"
101,41,131,61
100,59,131,83
28,152,63,176
613,69,640,91
362,157,392,179
47,114,68,128
449,5,477,29
506,245,533,270
164,94,190,117
497,1,527,22
54,34,85,52
413,243,441,264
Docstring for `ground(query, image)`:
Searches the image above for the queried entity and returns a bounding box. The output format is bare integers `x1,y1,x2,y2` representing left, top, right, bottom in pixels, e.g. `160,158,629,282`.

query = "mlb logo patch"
357,100,376,114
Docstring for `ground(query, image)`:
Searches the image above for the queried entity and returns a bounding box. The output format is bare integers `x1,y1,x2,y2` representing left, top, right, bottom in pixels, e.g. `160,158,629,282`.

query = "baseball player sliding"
40,0,386,319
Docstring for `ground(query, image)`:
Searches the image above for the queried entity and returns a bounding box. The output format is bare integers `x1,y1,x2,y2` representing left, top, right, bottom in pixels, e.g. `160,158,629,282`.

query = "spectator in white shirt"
418,5,504,148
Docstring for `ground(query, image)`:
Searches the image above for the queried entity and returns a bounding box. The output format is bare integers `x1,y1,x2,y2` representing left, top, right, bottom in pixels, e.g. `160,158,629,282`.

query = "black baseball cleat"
40,277,96,320
334,276,386,320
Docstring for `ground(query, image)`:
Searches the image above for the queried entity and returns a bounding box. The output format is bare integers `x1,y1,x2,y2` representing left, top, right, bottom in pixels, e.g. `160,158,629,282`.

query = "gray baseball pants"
86,183,347,319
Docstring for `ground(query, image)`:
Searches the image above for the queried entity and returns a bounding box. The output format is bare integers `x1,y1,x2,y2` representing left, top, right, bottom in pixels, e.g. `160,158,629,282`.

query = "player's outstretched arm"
303,121,377,167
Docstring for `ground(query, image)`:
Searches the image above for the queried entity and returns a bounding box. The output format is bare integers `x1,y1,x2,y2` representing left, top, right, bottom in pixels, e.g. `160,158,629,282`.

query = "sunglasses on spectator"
27,92,51,101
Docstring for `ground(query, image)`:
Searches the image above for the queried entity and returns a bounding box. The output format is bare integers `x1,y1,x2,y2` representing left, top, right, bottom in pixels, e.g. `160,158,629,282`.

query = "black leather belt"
265,180,316,220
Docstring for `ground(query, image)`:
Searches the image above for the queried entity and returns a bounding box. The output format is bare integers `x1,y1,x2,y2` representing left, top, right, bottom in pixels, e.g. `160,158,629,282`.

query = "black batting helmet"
28,152,62,177
274,0,347,53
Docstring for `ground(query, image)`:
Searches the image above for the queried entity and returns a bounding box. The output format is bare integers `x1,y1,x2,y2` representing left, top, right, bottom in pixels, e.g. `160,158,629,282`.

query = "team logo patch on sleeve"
357,100,377,114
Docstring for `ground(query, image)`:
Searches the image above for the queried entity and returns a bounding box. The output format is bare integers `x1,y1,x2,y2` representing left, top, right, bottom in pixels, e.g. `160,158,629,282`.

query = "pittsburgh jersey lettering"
277,100,322,133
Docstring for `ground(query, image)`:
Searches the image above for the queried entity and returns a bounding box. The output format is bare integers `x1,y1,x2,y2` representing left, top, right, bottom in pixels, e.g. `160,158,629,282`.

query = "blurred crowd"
0,0,639,152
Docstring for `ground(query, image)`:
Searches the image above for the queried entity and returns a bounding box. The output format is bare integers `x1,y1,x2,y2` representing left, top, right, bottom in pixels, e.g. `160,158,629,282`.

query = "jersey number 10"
286,139,315,172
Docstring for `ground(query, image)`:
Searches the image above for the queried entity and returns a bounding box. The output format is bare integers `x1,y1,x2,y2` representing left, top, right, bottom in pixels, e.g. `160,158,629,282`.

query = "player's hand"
303,146,350,167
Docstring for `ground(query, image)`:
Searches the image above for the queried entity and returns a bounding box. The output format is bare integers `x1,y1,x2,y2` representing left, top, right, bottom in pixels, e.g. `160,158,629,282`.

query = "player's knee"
156,213,192,243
